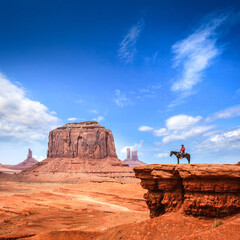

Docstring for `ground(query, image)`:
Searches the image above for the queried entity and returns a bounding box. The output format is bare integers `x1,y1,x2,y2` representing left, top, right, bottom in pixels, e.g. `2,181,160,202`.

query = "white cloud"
168,90,196,108
156,153,168,158
118,19,145,63
196,127,240,151
144,51,158,65
138,126,153,132
120,140,144,154
67,117,77,121
153,128,167,136
93,116,104,122
162,125,212,143
0,73,60,142
166,115,202,130
206,104,240,122
140,114,212,143
171,11,233,92
114,89,132,107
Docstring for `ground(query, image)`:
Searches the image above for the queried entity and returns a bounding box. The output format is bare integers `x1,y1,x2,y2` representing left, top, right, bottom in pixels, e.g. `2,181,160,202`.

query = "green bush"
212,219,223,228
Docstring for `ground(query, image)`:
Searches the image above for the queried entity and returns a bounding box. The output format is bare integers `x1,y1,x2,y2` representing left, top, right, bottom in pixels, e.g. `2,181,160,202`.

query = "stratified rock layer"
47,121,117,159
20,122,135,182
134,164,240,218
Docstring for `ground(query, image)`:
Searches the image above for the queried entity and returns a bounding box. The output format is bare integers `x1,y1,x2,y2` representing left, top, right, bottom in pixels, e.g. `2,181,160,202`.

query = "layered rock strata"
21,122,135,182
134,164,240,218
47,121,117,159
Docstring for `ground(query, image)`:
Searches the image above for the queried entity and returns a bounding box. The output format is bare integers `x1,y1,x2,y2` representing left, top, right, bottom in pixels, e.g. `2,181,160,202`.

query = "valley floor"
0,181,148,239
0,181,239,240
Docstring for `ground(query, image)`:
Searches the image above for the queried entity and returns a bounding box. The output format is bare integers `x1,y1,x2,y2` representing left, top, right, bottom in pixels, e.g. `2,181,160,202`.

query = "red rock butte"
20,121,135,182
134,164,240,218
47,121,118,159
123,148,146,168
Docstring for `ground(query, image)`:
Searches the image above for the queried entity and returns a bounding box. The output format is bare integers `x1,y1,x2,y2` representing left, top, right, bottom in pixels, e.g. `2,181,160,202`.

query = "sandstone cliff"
47,121,117,159
134,164,240,218
20,122,135,182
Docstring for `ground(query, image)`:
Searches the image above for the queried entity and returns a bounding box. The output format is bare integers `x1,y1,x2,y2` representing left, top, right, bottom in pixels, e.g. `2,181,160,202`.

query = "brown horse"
170,151,191,164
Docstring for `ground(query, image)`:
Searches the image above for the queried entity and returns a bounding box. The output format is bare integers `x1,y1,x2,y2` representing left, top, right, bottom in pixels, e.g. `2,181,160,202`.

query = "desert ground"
0,180,239,240
0,180,148,239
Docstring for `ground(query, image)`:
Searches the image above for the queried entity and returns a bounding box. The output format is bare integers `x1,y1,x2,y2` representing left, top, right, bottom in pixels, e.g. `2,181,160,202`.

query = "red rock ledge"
134,164,240,218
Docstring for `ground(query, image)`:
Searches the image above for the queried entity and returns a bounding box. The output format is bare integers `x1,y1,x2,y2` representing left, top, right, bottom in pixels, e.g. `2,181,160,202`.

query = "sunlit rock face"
134,164,240,218
47,121,117,159
19,121,135,183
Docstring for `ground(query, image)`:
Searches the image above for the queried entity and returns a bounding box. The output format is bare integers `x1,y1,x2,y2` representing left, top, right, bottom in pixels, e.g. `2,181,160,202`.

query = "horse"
170,151,191,164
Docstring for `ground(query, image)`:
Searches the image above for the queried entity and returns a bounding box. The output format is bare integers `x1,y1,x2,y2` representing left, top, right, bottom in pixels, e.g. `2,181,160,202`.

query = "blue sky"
0,0,240,164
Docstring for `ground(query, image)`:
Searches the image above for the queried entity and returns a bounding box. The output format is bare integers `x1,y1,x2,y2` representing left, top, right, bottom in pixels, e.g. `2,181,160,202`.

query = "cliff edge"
134,164,240,218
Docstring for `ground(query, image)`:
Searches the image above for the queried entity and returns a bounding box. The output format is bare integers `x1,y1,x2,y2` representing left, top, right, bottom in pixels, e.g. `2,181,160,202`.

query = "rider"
180,144,185,159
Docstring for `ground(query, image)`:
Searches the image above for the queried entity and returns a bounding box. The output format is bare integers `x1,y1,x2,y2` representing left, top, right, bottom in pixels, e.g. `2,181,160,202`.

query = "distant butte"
124,148,146,168
2,148,38,171
20,121,135,183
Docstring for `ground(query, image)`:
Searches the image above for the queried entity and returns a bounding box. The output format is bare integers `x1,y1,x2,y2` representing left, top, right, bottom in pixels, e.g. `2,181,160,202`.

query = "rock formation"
134,164,240,218
47,121,117,159
21,122,135,182
2,148,38,171
132,151,139,161
124,148,146,168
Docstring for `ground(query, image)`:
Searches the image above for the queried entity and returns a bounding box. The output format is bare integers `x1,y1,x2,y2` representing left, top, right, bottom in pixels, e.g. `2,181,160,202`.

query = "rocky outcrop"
2,149,38,171
132,151,139,161
47,121,117,159
20,122,135,182
134,164,240,218
124,148,146,168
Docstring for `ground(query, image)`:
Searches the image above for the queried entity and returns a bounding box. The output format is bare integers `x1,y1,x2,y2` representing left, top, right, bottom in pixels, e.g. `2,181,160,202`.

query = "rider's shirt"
180,147,185,153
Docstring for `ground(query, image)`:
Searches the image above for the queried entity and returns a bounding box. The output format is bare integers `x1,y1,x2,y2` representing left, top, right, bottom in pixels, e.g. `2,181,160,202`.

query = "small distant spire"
127,148,131,159
27,148,32,159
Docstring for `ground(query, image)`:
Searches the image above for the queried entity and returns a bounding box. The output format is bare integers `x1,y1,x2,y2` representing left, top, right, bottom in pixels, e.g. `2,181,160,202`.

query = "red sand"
0,181,239,240
0,181,148,239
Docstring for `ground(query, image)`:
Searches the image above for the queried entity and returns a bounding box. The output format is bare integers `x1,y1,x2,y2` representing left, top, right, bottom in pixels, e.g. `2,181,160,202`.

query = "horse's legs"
177,158,179,164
